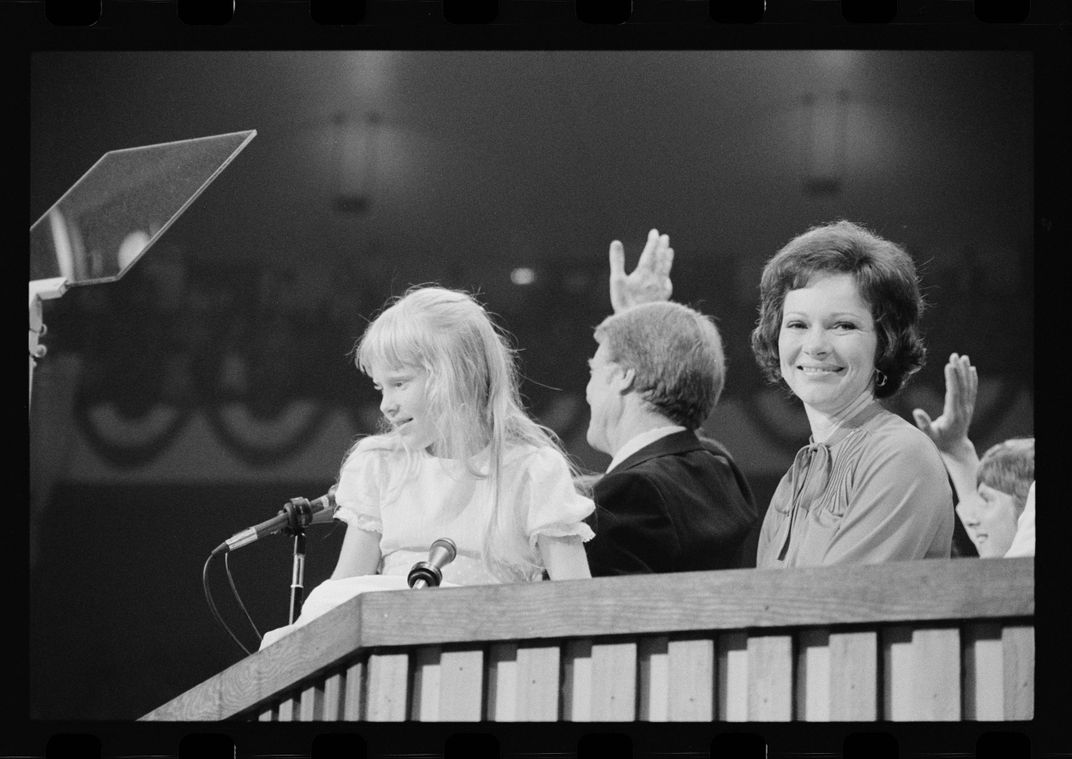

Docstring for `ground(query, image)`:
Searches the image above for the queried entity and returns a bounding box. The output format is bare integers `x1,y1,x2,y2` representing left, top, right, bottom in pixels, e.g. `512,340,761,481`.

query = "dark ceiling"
31,50,1032,306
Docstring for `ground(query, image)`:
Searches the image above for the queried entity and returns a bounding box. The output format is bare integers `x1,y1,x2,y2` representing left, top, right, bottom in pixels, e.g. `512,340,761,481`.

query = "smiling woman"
776,272,879,430
749,220,954,567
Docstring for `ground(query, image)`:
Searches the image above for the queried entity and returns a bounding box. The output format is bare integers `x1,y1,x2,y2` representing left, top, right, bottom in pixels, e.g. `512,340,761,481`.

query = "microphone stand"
282,498,314,624
288,530,306,625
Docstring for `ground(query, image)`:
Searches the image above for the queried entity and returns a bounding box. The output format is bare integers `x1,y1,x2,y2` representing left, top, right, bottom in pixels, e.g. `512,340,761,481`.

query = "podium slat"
487,642,518,721
796,629,830,722
438,648,485,721
1003,624,1034,719
590,640,637,721
638,636,669,721
829,630,877,721
913,627,961,721
747,634,793,721
342,660,365,720
276,693,297,722
366,652,410,721
562,639,592,721
885,626,960,720
412,646,441,721
322,674,343,722
717,631,748,721
964,622,1003,720
299,681,324,721
515,644,561,721
668,637,715,721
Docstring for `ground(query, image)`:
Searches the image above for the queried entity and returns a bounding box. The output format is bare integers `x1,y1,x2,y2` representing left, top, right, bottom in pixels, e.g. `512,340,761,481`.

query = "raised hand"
912,352,978,456
608,228,674,313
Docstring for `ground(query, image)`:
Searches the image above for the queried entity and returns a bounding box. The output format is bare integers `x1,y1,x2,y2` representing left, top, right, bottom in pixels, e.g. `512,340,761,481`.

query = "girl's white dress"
259,438,595,649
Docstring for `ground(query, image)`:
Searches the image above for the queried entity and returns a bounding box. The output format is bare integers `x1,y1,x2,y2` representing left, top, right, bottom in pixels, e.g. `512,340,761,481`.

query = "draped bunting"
68,378,1031,472
44,247,1031,472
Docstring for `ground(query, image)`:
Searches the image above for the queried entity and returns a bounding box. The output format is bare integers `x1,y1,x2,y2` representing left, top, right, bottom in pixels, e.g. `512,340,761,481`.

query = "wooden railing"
140,557,1033,722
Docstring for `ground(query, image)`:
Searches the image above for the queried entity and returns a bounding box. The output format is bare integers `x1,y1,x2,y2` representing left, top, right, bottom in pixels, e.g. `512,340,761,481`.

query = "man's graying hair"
594,301,726,429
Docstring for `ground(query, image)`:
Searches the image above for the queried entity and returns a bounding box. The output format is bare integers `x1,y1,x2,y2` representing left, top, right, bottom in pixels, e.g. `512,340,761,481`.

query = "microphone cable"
225,551,263,642
224,548,261,643
202,552,255,656
202,490,341,655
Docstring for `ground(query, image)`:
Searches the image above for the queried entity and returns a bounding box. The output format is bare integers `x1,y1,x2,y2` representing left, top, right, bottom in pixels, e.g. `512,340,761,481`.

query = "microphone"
212,490,338,556
407,538,458,589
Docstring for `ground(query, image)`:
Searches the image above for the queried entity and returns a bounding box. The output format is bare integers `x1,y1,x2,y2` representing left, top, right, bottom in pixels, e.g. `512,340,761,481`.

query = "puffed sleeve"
823,426,953,564
518,447,596,549
333,436,391,534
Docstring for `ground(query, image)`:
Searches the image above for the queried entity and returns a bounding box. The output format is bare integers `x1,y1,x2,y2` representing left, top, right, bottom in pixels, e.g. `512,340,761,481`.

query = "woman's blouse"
334,437,595,584
756,402,953,567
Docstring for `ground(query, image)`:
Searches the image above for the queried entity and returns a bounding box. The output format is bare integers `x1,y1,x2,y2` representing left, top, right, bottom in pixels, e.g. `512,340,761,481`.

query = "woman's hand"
608,228,674,313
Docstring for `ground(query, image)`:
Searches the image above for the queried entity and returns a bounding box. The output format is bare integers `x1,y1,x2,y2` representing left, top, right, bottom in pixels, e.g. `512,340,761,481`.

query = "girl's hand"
608,228,674,313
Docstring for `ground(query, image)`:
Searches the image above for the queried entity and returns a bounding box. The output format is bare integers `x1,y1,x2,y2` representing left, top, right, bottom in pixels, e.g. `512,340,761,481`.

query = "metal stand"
288,530,307,625
29,278,69,413
282,496,316,624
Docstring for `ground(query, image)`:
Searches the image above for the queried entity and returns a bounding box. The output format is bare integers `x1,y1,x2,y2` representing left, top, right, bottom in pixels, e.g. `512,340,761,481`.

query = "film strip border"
14,4,1063,759
37,0,1041,28
31,724,1040,758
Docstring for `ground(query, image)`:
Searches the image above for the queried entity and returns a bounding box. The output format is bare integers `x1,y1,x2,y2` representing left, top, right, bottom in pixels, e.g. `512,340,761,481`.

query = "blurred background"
29,50,1034,719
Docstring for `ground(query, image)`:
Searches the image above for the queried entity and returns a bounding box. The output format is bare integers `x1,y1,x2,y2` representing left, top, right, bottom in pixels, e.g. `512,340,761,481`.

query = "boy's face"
955,483,1021,558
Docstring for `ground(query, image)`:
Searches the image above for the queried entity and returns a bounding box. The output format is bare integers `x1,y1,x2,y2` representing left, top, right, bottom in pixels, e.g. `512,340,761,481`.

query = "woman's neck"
804,389,877,444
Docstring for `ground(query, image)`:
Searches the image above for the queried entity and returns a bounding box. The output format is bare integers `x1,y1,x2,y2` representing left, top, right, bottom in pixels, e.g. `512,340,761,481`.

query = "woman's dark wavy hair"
750,220,927,399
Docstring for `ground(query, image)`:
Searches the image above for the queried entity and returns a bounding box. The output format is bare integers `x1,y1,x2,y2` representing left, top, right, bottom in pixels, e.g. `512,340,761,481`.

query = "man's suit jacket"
584,429,759,576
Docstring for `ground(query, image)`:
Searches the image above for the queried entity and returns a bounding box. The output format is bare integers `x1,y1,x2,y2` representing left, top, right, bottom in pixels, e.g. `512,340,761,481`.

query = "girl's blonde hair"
350,285,583,582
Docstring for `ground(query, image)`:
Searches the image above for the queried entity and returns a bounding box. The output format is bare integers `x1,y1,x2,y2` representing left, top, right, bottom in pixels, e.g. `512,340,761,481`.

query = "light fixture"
510,267,536,286
332,111,382,215
802,89,849,195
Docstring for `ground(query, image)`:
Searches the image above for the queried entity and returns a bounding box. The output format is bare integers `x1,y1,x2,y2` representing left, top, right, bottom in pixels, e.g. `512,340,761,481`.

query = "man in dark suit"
581,229,758,575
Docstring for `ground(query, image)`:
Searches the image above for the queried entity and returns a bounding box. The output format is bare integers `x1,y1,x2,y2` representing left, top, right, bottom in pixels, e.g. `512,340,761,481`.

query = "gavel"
407,537,458,589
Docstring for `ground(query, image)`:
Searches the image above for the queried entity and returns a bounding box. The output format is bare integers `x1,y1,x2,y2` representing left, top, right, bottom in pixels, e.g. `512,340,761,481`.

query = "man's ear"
614,366,636,395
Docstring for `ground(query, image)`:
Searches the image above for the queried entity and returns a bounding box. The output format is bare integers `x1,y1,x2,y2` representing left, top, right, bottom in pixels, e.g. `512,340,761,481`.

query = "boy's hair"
352,285,584,582
593,301,726,429
977,436,1035,509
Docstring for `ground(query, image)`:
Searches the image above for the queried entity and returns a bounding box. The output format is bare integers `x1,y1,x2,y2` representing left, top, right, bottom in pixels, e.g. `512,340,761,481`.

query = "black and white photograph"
21,34,1061,756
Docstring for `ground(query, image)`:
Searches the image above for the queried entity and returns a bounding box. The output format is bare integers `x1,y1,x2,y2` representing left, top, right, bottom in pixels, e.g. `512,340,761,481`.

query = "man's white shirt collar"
606,425,686,474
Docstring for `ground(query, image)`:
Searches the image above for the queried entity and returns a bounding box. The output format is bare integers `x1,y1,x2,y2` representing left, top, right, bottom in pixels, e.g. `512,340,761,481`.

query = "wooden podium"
141,557,1033,722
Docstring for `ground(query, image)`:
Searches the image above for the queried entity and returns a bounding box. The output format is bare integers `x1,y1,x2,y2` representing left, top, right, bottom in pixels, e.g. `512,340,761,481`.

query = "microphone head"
308,490,340,526
409,538,457,588
430,536,456,561
317,489,337,512
426,536,456,566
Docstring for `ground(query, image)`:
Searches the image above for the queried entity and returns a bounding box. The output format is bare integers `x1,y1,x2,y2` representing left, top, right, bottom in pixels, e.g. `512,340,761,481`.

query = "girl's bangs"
358,308,426,375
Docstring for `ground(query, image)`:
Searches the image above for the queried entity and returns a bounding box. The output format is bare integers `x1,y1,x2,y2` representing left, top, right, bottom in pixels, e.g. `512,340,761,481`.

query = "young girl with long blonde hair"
261,286,593,647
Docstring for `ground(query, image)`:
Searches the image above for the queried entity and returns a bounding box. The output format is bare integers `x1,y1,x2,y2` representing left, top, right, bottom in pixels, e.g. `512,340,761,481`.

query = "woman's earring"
874,369,888,388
